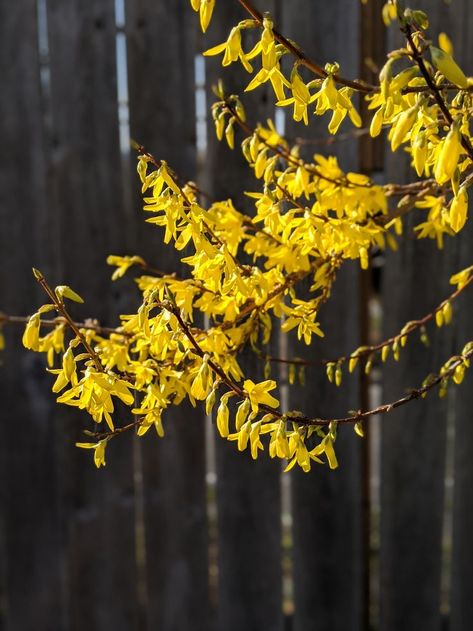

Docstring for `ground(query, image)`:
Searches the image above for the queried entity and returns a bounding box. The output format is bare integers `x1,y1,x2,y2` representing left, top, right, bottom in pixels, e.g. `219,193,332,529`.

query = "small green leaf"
55,285,84,304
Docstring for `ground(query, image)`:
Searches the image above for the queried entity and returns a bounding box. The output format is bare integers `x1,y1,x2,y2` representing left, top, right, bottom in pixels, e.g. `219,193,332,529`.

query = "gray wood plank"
46,1,139,628
379,232,449,631
450,234,473,631
449,2,473,628
203,3,283,630
0,2,67,628
379,4,459,630
281,2,364,630
125,2,210,630
450,226,473,630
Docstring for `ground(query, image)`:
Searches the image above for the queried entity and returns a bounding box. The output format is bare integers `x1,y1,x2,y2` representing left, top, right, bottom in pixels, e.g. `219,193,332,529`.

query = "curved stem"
260,272,473,367
34,271,103,372
402,23,473,162
236,0,376,93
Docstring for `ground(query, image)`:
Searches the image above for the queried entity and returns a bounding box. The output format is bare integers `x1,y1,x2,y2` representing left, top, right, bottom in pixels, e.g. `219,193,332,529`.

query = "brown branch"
224,100,443,207
0,313,129,338
236,0,376,93
260,272,473,367
165,302,473,427
402,82,473,94
135,143,285,247
135,142,256,276
402,23,473,162
34,271,104,372
171,303,246,396
87,297,473,444
89,416,146,442
308,346,472,425
89,341,473,442
225,100,362,188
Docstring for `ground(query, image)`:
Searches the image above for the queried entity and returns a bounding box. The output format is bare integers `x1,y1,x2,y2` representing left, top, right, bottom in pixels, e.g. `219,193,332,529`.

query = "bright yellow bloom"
430,46,468,88
76,440,107,468
22,313,41,351
434,124,462,184
243,379,279,413
204,27,253,72
449,187,468,233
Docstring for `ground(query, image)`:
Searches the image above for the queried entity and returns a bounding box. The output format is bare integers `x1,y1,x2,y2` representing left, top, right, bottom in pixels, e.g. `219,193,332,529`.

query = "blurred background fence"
1,0,472,629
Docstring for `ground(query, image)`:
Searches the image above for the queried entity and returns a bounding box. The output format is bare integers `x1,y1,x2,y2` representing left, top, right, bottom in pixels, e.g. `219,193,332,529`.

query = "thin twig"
259,273,473,367
0,313,129,338
236,0,376,93
34,271,103,372
402,23,473,162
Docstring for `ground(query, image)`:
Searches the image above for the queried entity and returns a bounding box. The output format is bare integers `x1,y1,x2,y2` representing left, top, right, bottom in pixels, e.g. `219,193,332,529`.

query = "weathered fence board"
0,2,66,629
281,3,364,630
126,2,210,630
46,1,139,628
451,237,473,630
450,226,473,631
450,5,473,629
204,3,283,630
379,4,458,630
380,225,449,631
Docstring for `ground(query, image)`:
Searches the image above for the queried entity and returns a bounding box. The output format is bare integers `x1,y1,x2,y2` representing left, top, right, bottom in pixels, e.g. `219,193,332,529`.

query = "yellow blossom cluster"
12,0,473,471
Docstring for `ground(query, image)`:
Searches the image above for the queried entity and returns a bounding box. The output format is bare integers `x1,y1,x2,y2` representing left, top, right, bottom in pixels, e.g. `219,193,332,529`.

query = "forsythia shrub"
6,0,473,471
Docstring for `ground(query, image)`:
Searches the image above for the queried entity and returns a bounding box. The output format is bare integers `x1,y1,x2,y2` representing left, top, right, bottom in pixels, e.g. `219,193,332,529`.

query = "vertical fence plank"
126,2,210,630
450,3,473,628
46,1,139,628
379,218,449,631
281,3,364,630
0,2,66,629
379,4,459,630
203,3,283,631
450,234,473,630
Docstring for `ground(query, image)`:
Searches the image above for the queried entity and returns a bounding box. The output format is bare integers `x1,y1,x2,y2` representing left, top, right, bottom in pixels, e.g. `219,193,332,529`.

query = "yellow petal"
430,46,468,89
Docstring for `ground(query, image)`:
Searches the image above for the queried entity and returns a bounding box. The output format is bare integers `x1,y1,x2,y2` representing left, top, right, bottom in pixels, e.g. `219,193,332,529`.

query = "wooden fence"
0,1,472,629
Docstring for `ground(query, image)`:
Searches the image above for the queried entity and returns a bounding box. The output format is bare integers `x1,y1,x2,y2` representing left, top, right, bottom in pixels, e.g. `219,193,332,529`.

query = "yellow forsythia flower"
243,379,279,413
199,0,215,33
412,132,428,176
434,124,462,184
22,313,41,350
438,33,453,56
430,46,468,88
449,187,468,233
450,266,473,289
390,105,418,152
76,440,107,468
216,394,231,437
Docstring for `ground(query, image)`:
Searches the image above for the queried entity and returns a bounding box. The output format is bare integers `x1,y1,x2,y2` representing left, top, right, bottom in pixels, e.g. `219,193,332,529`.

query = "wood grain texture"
450,234,473,631
204,2,283,630
126,2,210,630
46,1,139,629
0,1,66,628
281,3,364,630
379,4,459,630
449,3,473,628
